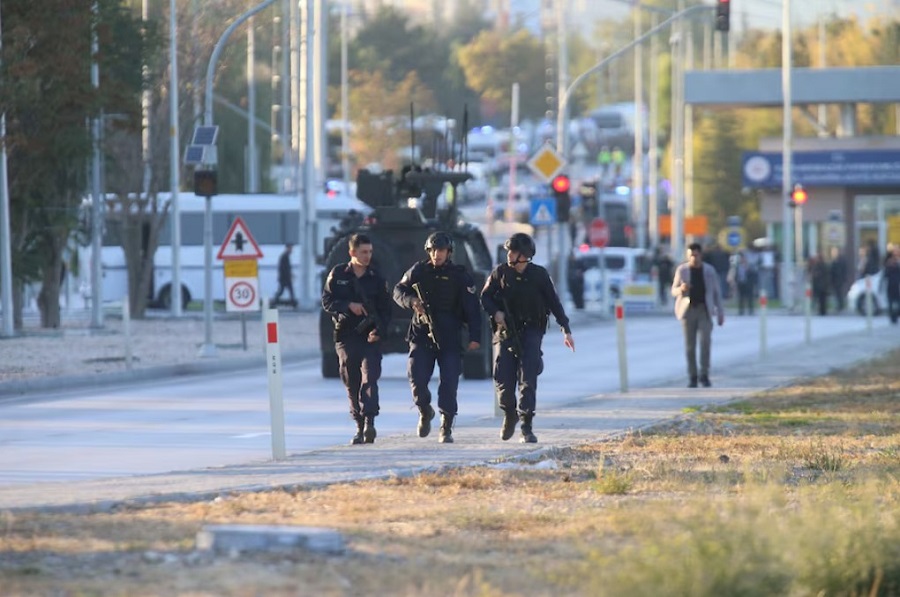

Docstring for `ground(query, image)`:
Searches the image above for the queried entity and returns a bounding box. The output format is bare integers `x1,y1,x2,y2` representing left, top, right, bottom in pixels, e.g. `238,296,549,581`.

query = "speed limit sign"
225,277,259,312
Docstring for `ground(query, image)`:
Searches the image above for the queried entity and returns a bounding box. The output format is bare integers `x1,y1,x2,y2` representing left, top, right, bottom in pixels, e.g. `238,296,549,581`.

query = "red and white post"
264,308,286,460
615,300,628,393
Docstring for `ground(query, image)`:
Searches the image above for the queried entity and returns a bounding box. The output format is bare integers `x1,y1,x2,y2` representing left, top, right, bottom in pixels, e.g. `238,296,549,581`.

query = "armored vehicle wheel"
321,351,340,378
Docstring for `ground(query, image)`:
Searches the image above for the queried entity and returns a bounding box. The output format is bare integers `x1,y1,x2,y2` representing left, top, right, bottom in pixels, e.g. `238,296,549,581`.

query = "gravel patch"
0,309,319,384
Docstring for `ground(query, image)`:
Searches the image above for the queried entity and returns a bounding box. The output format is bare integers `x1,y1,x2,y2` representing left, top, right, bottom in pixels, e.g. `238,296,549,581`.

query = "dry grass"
2,351,900,596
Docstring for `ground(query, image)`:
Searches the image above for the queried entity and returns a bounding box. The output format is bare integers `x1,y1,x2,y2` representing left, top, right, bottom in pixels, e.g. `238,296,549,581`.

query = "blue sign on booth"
726,230,742,248
530,197,557,226
742,150,900,188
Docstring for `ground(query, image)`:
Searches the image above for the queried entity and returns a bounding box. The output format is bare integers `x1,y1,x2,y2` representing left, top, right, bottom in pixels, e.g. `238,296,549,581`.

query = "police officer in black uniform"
481,232,575,443
393,232,482,443
322,233,392,445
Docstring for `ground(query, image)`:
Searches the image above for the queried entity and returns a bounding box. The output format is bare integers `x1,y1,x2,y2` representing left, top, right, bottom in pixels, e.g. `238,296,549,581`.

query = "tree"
456,29,546,122
346,70,435,171
1,0,149,328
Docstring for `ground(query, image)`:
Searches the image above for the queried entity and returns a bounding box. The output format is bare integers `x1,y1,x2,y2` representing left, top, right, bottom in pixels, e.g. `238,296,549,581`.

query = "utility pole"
782,0,795,309
633,4,645,250
91,1,105,328
0,0,14,337
169,0,182,317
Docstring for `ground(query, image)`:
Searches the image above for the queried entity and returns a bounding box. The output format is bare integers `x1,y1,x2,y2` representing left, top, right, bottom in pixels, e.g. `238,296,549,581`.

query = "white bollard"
759,289,768,359
264,308,287,461
804,282,812,344
123,295,133,371
615,300,628,393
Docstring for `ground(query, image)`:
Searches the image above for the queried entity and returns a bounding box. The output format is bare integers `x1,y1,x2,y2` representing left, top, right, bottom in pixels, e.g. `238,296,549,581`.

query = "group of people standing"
321,231,575,446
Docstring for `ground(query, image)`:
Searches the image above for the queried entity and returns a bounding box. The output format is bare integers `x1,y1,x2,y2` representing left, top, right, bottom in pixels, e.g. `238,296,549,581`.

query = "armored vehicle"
319,167,495,379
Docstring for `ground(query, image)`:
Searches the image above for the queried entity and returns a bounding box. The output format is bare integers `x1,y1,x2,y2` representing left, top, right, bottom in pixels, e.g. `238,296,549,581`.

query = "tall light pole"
340,0,349,192
632,4,645,250
648,11,660,250
169,0,182,317
781,0,795,309
0,0,15,337
90,1,104,328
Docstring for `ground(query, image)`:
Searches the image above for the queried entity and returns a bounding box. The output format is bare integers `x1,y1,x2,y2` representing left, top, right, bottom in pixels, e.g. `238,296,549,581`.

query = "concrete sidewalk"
1,323,898,513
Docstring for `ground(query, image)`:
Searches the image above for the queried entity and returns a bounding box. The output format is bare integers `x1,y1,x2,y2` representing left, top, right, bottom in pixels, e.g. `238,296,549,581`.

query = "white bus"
85,190,370,308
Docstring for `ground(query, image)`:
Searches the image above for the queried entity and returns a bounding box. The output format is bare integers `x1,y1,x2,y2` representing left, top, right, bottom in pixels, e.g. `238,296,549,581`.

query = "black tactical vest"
418,264,461,314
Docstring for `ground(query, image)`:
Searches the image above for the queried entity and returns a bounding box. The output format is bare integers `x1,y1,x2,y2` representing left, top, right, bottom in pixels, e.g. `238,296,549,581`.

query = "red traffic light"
791,185,808,206
551,174,571,194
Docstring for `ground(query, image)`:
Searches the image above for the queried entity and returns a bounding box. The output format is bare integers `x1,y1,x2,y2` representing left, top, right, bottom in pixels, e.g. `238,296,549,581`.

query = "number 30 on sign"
225,277,259,312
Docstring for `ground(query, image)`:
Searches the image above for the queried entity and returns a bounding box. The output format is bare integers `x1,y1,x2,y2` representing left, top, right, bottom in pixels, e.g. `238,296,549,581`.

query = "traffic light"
579,180,598,218
715,0,730,32
193,169,218,197
790,184,808,207
551,174,571,222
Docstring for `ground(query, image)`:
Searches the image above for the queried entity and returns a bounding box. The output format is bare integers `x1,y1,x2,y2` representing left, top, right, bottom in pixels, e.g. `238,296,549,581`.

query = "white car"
847,271,888,315
573,246,655,302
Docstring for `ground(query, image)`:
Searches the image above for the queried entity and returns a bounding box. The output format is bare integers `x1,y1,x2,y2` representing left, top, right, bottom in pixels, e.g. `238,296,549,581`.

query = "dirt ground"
1,351,899,596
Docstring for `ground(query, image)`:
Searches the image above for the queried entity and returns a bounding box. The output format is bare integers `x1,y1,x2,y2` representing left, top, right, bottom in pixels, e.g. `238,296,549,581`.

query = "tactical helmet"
424,231,454,253
503,233,536,259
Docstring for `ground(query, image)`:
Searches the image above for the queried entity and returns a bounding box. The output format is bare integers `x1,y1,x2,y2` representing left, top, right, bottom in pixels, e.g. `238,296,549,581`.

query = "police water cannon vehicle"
319,166,495,379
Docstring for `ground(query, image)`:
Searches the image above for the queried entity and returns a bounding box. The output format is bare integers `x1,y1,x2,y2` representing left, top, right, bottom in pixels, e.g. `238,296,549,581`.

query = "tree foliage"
456,29,546,122
1,0,150,328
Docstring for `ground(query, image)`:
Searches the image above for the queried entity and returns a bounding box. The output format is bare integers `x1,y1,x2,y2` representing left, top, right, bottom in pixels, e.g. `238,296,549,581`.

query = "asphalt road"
0,313,892,490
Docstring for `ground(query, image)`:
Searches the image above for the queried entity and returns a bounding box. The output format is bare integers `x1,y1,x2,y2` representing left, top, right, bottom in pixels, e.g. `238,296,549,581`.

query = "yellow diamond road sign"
527,145,567,183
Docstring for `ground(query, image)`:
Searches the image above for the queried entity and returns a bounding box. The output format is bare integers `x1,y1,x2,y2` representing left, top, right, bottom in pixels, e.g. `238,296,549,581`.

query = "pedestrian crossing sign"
530,198,557,227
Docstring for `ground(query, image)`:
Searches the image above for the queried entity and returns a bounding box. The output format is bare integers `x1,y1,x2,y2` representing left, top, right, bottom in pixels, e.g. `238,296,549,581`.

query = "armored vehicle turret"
319,167,494,379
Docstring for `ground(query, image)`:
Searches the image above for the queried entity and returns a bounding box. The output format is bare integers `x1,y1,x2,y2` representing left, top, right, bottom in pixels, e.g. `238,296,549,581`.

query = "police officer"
393,232,482,443
481,232,575,443
322,233,392,445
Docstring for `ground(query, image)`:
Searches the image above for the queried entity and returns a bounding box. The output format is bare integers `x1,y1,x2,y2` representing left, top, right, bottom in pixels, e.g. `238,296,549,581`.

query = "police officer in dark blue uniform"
393,231,482,443
322,233,392,445
481,232,575,443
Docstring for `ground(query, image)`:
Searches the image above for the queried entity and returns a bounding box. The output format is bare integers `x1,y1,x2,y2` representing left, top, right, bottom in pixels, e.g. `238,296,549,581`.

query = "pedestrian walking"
828,246,848,312
652,247,674,307
808,254,830,316
882,248,900,324
727,251,758,315
672,243,725,388
393,232,482,443
597,145,612,180
481,233,575,443
321,234,392,445
610,146,626,179
272,244,297,307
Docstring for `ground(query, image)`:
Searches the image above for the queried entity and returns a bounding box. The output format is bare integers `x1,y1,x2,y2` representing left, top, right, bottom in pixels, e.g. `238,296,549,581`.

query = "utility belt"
506,316,547,333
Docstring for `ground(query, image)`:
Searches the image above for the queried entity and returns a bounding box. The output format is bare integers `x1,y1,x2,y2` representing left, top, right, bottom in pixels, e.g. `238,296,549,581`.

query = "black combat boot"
439,414,454,444
417,404,435,438
363,416,377,444
350,416,365,445
500,410,518,441
520,414,537,444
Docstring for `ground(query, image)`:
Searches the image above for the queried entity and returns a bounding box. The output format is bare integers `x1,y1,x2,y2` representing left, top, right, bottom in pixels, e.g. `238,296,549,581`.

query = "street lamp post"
0,1,14,337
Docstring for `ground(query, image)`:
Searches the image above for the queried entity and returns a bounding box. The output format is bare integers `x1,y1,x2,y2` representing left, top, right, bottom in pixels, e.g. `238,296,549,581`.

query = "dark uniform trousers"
408,314,463,415
494,326,544,416
336,334,382,419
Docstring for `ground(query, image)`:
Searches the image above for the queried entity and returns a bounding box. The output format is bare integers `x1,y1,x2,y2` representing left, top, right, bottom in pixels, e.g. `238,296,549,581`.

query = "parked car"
847,270,887,315
574,246,654,303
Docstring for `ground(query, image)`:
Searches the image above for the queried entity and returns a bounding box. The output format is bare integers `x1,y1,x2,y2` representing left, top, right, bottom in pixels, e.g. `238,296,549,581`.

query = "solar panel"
191,125,219,146
183,145,206,165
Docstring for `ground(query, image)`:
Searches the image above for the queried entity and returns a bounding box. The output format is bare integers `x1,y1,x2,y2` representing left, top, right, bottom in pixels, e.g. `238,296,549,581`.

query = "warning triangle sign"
217,216,264,260
533,204,554,225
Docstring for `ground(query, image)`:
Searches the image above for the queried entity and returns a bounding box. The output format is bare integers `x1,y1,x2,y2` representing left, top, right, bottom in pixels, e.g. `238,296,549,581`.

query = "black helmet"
503,233,536,259
424,231,454,253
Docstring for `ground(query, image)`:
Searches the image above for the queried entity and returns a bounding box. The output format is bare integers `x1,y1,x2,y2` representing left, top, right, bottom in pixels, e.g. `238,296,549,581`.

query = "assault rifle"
499,295,524,359
352,277,379,336
411,283,441,350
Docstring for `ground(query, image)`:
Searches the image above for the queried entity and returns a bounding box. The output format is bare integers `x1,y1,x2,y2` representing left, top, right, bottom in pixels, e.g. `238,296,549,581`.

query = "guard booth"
683,65,900,301
743,138,900,277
